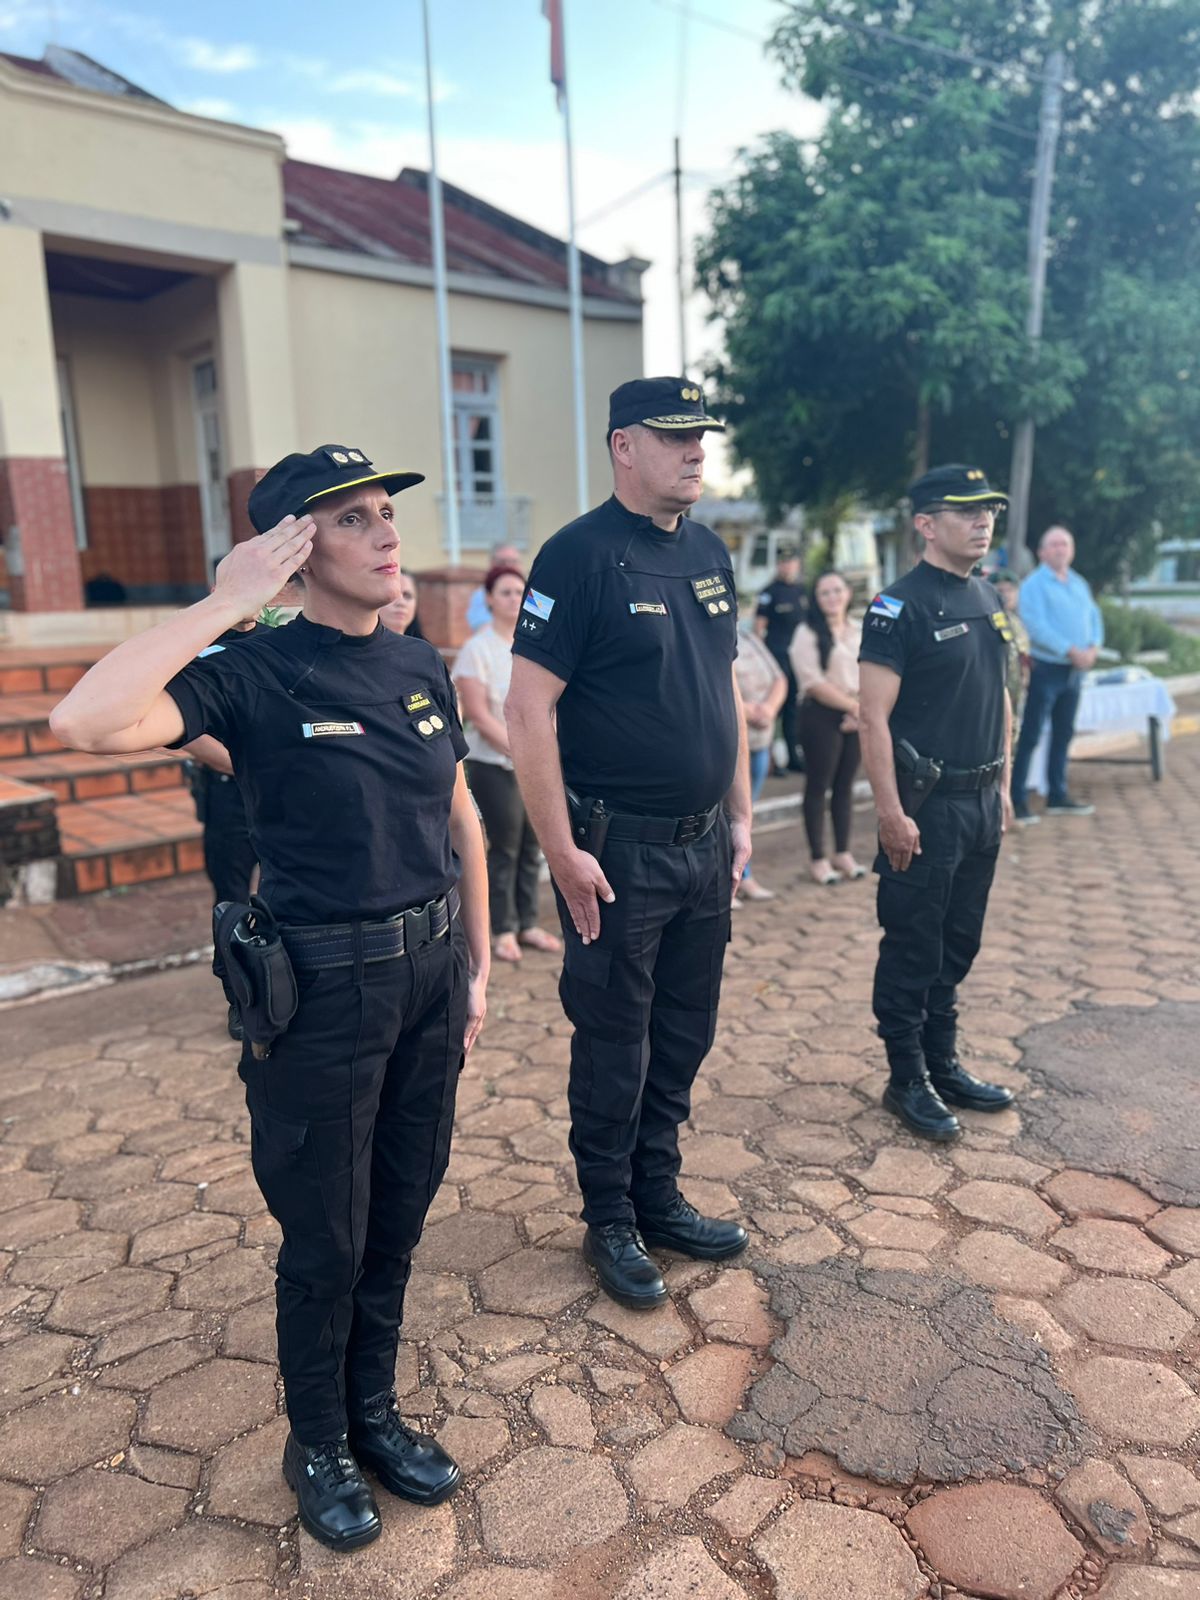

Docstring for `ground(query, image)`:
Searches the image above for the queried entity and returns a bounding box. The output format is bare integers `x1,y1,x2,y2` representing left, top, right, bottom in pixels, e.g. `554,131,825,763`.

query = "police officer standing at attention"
50,445,489,1552
506,377,753,1311
756,546,806,771
857,465,1017,1141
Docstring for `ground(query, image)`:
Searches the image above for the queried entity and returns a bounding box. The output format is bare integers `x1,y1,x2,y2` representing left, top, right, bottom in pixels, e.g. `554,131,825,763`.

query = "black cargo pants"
872,787,1002,1071
553,816,732,1226
239,921,466,1444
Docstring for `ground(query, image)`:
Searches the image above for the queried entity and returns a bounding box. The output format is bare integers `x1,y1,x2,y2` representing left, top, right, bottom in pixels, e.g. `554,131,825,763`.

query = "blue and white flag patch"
868,594,904,619
196,644,226,658
523,588,556,620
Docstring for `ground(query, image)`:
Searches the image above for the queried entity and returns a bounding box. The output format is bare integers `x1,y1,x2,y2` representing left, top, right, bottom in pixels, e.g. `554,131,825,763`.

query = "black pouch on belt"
564,786,611,862
894,739,944,818
212,895,298,1060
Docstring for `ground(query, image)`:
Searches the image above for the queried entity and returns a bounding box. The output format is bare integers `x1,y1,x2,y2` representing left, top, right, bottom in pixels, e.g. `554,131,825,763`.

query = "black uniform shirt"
858,560,1009,770
166,614,468,925
511,495,739,815
755,577,806,657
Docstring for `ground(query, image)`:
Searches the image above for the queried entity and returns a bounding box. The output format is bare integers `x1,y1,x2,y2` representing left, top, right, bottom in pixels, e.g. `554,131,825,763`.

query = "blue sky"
2,0,823,478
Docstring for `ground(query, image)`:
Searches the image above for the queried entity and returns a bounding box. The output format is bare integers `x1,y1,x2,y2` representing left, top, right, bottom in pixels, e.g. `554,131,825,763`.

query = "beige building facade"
0,48,644,633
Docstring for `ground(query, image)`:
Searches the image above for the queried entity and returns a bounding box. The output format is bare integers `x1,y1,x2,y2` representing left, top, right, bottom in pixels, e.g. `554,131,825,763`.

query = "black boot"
636,1194,748,1261
582,1222,668,1310
348,1390,461,1506
281,1432,381,1551
927,1056,1015,1112
882,1076,962,1141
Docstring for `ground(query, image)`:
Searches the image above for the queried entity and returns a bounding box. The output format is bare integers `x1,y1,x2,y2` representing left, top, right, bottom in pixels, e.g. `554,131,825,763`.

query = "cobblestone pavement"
1,740,1199,1600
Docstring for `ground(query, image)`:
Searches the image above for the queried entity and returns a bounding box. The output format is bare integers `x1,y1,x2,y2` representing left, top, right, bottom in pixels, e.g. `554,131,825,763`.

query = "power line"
576,170,672,229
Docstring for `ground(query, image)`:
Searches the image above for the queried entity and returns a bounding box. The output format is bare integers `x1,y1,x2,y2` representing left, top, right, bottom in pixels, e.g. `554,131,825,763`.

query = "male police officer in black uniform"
507,377,753,1309
858,465,1017,1141
756,547,806,771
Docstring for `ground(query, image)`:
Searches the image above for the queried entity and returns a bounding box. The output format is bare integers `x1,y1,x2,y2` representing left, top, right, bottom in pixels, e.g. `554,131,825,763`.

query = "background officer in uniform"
755,546,806,771
51,445,489,1554
857,464,1017,1141
507,377,753,1311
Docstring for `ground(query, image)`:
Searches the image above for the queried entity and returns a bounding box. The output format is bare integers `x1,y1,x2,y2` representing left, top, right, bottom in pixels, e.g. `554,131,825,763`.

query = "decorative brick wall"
0,457,84,612
414,565,486,649
81,484,206,593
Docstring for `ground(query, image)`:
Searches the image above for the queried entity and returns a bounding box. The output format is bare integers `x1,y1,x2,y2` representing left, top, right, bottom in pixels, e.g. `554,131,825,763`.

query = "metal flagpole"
421,0,461,565
560,14,589,514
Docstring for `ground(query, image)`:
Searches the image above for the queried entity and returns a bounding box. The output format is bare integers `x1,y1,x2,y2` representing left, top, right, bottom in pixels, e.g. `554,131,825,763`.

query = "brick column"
227,467,268,544
413,565,484,649
0,457,83,612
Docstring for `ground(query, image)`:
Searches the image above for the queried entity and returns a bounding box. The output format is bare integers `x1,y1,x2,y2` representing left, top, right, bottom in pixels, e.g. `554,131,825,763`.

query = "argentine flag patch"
523,588,555,620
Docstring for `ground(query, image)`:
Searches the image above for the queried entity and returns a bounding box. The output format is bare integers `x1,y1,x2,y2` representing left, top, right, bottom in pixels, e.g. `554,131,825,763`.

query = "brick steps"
55,788,203,897
0,646,104,698
0,693,63,758
1,747,186,804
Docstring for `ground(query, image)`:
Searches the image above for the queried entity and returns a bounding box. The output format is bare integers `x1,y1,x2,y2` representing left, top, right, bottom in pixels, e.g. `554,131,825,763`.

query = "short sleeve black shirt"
755,578,806,656
165,615,468,925
858,561,1009,769
511,496,739,815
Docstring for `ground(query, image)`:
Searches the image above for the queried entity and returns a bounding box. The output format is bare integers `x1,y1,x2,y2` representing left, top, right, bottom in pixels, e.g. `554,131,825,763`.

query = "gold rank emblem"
430,715,444,730
718,600,730,613
708,601,720,614
418,719,433,736
681,386,701,402
331,450,349,465
967,468,985,480
348,449,366,464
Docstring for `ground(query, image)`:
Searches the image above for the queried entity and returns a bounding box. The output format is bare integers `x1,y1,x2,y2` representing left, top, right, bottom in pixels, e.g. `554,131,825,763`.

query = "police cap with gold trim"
908,463,1008,513
607,376,726,437
248,445,425,533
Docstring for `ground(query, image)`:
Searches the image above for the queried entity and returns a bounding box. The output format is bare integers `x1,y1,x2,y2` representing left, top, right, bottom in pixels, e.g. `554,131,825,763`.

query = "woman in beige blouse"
733,627,789,901
790,570,865,885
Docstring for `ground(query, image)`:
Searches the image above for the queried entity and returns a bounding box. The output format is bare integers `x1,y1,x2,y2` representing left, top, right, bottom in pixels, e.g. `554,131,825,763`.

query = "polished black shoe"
281,1432,381,1551
226,1003,244,1042
349,1390,461,1506
582,1222,668,1310
636,1195,749,1261
882,1076,962,1142
928,1057,1016,1112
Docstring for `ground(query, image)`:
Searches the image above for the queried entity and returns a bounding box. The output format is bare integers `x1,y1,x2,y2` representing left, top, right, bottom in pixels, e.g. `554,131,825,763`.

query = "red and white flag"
542,0,566,107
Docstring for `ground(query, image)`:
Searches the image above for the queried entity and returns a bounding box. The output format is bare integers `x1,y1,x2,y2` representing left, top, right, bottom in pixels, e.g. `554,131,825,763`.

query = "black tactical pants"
553,817,732,1226
872,788,1002,1076
240,922,466,1444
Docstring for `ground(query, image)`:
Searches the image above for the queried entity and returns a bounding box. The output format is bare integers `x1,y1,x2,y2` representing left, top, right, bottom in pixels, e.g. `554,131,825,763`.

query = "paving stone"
761,1128,856,1164
467,1352,555,1393
1071,1357,1200,1447
53,1155,157,1201
754,1499,925,1600
1146,1207,1200,1256
1054,1278,1195,1352
845,1208,947,1253
206,1414,293,1526
476,1246,591,1316
45,1267,170,1335
93,1310,202,1366
664,1343,754,1426
402,1271,475,1339
87,1185,196,1235
1056,1457,1152,1556
199,1167,267,1217
172,1246,275,1309
102,1518,276,1600
4,1201,83,1250
32,1467,188,1567
788,1179,853,1213
0,1477,35,1558
1094,1571,1200,1597
222,1296,277,1362
0,1555,85,1600
586,1295,691,1359
1118,1456,1200,1519
767,1224,844,1267
589,1363,648,1395
416,1210,521,1274
129,1211,238,1264
0,1334,83,1413
436,1414,511,1473
478,1445,629,1562
528,1383,595,1447
440,1568,559,1600
679,1176,742,1218
1042,1170,1163,1223
9,1230,129,1290
952,1231,1072,1297
1051,1220,1172,1277
706,1474,788,1541
1165,1259,1200,1316
907,1481,1083,1600
125,1442,202,1490
0,1388,139,1488
95,1336,215,1391
993,1296,1076,1359
614,1535,747,1600
948,1180,1060,1239
689,1270,774,1347
453,1312,545,1355
627,1422,743,1513
139,1357,278,1453
854,1148,949,1197
951,1149,1052,1184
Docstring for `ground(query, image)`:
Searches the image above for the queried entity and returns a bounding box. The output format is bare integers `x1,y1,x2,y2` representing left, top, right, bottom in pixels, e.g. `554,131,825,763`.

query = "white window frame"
451,355,505,505
192,356,231,574
56,356,88,552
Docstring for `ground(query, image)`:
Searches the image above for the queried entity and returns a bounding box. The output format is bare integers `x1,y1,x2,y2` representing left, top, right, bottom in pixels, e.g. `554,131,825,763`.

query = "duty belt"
604,803,721,846
937,758,1005,793
282,886,460,971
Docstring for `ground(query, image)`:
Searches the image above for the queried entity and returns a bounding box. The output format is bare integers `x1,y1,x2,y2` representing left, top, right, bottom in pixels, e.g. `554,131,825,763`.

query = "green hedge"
1100,601,1200,675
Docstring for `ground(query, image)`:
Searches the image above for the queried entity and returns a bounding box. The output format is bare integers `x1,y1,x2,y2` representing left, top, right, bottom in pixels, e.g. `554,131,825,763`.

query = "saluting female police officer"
50,446,489,1553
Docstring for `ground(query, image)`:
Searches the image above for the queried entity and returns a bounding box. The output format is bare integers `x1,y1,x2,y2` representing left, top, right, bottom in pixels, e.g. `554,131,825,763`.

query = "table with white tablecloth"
1023,674,1177,793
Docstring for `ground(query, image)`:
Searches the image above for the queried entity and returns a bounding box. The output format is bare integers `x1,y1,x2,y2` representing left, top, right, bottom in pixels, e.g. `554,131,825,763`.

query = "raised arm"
50,517,313,755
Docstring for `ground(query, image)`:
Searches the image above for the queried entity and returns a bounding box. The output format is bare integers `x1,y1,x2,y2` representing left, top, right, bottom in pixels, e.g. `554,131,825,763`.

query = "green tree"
697,0,1200,588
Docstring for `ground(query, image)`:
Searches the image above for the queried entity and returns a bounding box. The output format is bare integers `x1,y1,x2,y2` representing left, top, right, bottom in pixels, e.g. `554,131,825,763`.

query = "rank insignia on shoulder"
869,594,904,619
934,623,969,642
403,689,434,716
629,601,668,615
414,714,447,739
517,612,547,639
989,610,1015,642
302,721,365,738
867,613,895,632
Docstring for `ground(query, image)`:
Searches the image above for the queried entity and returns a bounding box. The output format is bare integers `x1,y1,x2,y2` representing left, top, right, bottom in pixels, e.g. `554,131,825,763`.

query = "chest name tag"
414,714,447,739
989,610,1015,643
403,689,434,716
692,575,732,616
630,601,668,616
934,623,969,642
302,721,365,738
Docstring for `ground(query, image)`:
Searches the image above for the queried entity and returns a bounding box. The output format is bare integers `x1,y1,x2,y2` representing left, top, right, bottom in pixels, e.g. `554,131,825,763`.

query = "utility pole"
1007,48,1066,571
674,135,688,375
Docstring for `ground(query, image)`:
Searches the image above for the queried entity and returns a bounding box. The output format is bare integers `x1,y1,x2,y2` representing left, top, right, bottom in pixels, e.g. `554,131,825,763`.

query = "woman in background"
733,626,788,901
379,570,425,639
791,570,864,885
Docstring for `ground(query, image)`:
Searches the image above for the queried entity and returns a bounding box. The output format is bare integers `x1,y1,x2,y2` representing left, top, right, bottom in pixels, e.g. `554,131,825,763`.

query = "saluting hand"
551,846,616,945
213,515,314,620
879,811,921,873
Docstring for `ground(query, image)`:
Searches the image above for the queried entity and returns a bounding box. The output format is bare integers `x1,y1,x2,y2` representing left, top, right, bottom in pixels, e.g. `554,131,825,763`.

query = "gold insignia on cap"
330,450,349,465
967,469,984,480
680,386,702,402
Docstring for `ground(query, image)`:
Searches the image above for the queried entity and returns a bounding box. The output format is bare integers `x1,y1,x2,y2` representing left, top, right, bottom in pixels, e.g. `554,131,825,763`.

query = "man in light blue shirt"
465,543,523,633
1009,526,1104,820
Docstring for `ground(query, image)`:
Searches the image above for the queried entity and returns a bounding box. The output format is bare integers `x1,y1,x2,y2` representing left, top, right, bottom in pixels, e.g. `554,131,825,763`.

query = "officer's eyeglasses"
926,503,1001,521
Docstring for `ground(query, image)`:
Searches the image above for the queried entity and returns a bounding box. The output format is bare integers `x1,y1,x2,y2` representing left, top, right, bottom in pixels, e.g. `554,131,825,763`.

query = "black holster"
565,787,611,862
212,895,298,1060
894,739,943,818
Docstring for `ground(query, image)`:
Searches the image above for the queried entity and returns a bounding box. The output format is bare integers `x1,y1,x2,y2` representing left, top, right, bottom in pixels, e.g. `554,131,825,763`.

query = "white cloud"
325,68,420,99
177,37,257,73
178,95,238,120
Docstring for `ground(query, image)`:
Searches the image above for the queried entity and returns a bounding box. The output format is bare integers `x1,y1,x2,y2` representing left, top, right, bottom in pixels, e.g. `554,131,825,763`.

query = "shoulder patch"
868,594,904,619
523,588,555,620
196,644,226,658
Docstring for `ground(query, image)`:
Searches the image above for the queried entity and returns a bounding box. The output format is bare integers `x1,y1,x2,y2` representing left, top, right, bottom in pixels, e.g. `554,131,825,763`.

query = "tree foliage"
696,0,1200,586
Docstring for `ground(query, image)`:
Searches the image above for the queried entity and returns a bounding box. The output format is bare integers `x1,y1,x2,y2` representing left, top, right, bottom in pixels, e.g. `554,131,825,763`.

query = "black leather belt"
282,886,459,971
938,760,1005,793
604,804,721,846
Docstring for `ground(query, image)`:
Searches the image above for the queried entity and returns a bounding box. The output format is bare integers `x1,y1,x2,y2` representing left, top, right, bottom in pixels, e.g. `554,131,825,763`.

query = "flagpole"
558,5,589,515
420,0,461,565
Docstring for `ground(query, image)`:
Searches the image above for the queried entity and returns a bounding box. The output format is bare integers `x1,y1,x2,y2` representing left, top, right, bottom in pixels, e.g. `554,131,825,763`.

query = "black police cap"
247,445,425,534
608,376,726,436
908,463,1008,513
